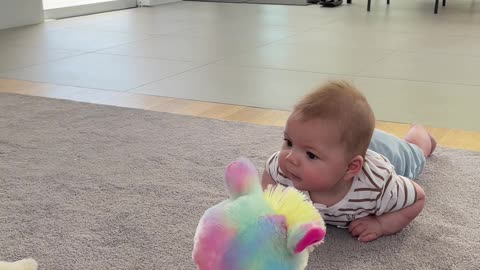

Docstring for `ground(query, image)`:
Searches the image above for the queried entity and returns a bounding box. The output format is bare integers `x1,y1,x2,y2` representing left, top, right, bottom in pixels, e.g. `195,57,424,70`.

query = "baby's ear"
224,158,260,199
287,223,326,254
345,155,363,179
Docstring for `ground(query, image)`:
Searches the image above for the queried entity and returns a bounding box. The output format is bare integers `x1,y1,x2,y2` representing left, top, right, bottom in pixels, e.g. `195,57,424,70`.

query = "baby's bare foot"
429,133,437,156
404,124,436,158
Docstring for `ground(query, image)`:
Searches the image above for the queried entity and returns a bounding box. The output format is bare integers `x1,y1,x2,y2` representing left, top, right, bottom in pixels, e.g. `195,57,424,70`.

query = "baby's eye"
306,151,318,160
283,139,292,147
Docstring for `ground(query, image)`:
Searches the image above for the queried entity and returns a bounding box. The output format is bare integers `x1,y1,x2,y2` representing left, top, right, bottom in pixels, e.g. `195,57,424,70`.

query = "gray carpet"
0,93,479,270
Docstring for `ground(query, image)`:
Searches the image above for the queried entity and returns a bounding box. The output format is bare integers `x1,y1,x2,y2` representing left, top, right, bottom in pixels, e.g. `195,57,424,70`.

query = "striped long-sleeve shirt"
265,150,418,228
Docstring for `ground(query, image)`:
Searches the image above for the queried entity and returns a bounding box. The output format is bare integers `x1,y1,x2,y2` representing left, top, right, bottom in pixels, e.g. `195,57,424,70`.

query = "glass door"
43,0,137,19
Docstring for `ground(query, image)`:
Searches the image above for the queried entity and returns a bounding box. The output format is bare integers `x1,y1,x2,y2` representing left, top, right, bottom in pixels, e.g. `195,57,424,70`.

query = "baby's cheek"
302,168,321,185
278,151,288,173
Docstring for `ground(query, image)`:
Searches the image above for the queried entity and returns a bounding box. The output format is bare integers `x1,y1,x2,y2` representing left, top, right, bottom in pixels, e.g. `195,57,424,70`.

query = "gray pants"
369,129,426,179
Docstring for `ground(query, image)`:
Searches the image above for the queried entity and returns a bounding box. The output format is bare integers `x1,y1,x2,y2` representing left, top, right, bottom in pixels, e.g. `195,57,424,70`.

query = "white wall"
0,0,44,30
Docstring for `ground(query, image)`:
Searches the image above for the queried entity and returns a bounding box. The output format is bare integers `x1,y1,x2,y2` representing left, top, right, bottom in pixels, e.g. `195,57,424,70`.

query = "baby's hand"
348,215,384,242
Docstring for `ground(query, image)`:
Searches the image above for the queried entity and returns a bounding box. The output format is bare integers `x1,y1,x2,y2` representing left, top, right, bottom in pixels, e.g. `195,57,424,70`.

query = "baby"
262,80,435,242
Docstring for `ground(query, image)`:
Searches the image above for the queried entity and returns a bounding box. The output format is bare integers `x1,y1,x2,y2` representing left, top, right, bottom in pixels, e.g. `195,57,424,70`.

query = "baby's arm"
261,170,277,190
377,182,426,234
349,182,426,242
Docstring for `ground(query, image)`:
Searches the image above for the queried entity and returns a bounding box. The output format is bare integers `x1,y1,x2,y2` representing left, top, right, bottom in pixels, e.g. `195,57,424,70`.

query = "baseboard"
187,0,309,4
248,0,309,5
138,0,182,6
186,0,247,3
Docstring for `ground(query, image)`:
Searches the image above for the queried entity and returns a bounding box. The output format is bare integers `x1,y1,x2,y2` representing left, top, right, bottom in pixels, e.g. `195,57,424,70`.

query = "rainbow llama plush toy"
192,158,326,270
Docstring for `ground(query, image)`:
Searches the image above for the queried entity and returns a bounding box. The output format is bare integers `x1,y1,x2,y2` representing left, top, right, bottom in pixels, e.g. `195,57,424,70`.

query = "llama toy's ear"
287,223,326,254
224,158,260,199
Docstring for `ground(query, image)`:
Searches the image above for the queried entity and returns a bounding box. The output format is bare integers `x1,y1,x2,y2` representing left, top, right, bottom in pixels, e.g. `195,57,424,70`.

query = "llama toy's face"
192,158,326,270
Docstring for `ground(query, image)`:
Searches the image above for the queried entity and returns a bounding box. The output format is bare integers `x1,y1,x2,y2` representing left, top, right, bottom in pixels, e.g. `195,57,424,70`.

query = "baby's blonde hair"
292,80,375,158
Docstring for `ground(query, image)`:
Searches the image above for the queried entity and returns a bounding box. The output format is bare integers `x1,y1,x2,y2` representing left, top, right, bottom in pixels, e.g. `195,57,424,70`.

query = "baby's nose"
286,150,300,165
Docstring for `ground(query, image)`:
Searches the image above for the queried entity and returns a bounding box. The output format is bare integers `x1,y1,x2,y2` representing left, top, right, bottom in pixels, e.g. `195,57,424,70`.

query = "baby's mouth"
289,172,301,182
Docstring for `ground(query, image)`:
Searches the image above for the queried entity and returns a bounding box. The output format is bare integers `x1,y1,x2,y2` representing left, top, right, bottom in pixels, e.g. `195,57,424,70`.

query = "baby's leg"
368,128,431,179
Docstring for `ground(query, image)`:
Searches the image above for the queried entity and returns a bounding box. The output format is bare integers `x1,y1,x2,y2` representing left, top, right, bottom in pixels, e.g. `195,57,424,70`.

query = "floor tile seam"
0,35,192,75
352,49,399,76
91,50,204,63
208,61,366,77
351,74,480,88
125,61,220,92
306,26,480,39
181,61,480,88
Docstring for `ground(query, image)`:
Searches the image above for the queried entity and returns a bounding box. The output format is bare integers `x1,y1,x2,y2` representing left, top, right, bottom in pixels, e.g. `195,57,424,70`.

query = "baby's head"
278,80,375,193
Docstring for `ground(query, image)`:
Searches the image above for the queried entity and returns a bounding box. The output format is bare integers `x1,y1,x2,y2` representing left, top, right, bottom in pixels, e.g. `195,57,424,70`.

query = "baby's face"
278,116,350,193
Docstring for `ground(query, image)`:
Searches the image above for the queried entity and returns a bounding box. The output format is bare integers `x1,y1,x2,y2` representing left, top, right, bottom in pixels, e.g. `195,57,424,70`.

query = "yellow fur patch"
263,185,322,228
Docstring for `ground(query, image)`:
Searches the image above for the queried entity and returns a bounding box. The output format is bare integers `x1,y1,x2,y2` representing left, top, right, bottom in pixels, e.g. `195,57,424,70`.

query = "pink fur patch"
294,227,325,254
193,218,237,269
225,159,256,196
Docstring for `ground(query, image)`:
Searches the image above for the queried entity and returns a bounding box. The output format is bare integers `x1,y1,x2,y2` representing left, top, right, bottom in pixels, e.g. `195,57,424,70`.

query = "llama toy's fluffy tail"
0,259,38,270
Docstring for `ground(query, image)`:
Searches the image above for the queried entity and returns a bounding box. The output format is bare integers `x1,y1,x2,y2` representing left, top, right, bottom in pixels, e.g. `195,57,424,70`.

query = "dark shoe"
319,0,343,7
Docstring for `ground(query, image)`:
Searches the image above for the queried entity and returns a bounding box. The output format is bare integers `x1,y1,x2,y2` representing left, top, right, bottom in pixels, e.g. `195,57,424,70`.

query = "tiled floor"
1,1,480,131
